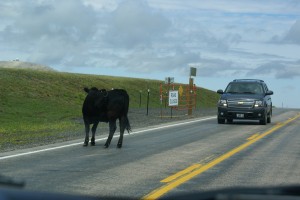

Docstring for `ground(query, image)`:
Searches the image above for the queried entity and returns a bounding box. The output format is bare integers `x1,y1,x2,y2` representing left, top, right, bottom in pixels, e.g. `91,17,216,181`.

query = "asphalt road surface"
1,108,300,199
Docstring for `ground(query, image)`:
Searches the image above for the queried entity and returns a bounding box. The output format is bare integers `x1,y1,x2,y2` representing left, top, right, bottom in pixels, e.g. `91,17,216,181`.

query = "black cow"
82,87,131,148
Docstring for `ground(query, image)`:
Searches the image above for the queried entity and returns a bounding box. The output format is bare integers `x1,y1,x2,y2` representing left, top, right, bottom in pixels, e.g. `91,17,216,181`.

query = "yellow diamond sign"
179,85,183,97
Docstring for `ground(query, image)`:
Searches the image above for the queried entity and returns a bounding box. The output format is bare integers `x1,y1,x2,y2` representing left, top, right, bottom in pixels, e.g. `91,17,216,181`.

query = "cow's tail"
123,91,131,133
125,116,131,134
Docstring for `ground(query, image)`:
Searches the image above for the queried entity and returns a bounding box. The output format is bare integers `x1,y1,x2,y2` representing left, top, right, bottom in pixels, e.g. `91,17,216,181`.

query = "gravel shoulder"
129,107,216,129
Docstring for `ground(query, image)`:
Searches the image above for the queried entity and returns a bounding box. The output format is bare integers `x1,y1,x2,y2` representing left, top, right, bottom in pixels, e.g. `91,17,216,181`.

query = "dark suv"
217,79,273,125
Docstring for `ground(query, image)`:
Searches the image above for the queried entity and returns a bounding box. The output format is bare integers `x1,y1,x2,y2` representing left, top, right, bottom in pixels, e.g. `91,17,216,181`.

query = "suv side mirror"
265,90,273,95
217,89,224,94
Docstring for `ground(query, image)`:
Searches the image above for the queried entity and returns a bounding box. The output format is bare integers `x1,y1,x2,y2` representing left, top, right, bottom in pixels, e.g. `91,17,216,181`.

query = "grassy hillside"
0,68,219,150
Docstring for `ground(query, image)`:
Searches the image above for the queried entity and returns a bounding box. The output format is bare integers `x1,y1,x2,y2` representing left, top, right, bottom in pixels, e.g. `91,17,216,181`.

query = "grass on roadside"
0,68,219,151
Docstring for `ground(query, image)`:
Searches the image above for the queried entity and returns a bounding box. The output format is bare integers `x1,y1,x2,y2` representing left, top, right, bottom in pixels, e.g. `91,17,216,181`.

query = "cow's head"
84,87,108,109
84,87,99,94
95,89,108,109
83,87,108,104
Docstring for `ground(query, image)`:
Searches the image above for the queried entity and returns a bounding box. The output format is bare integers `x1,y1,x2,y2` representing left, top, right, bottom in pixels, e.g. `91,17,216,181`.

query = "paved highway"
1,108,300,199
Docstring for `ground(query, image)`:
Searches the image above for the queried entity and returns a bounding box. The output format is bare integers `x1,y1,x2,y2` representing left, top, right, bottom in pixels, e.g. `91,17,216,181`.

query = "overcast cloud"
1,0,300,80
1,0,299,78
2,0,300,107
283,20,300,45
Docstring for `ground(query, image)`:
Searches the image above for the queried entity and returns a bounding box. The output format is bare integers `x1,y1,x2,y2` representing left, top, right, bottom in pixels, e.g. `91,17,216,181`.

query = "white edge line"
0,116,216,160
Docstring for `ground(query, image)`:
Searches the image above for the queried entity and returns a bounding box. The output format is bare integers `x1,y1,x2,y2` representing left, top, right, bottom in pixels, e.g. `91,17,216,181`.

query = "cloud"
189,58,251,77
83,0,119,11
1,0,299,81
1,0,98,65
117,50,201,74
283,20,300,45
150,0,300,16
103,0,171,48
271,20,300,45
247,60,300,79
0,0,174,68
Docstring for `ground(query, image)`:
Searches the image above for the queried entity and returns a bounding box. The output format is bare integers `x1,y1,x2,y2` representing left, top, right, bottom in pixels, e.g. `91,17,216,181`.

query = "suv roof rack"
233,79,264,82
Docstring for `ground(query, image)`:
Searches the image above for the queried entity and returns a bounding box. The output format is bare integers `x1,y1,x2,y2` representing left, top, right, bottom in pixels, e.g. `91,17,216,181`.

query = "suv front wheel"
259,111,268,125
218,118,225,124
267,109,272,123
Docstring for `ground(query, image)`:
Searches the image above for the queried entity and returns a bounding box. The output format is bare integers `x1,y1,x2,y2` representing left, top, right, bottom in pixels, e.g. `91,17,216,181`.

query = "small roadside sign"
190,67,197,77
169,90,178,106
165,77,174,84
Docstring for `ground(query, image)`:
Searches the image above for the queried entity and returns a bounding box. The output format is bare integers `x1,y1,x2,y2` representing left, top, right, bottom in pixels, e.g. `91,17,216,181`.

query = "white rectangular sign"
169,90,178,106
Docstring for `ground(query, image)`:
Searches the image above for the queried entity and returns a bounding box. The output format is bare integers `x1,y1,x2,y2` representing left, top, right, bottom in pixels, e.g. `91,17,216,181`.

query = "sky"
1,0,300,108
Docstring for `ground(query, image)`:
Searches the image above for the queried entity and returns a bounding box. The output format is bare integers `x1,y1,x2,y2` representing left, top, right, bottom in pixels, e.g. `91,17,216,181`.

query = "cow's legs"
83,122,90,146
90,122,99,146
117,117,126,148
104,120,117,148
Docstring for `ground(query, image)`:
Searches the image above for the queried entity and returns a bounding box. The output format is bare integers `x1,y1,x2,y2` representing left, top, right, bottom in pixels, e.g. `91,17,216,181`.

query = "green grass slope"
0,68,219,151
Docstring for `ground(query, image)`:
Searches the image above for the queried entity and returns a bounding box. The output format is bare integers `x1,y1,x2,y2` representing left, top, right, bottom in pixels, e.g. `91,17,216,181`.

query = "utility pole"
188,67,197,116
188,77,194,116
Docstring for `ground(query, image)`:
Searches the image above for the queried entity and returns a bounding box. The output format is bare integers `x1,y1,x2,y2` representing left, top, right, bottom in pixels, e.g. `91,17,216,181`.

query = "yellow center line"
142,113,300,200
161,164,201,183
247,133,260,140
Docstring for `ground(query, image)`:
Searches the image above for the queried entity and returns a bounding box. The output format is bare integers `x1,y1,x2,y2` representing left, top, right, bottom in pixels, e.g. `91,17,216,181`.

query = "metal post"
188,77,194,116
160,84,162,119
146,89,150,115
165,91,167,108
139,90,142,108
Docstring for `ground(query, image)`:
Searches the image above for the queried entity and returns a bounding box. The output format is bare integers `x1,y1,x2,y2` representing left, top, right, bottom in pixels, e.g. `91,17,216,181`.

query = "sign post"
168,90,178,107
188,78,194,115
188,67,197,115
169,90,178,118
165,77,174,84
146,89,150,115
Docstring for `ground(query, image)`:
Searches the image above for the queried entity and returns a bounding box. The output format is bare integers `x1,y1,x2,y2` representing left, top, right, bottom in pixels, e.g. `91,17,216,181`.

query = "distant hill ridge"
0,60,55,71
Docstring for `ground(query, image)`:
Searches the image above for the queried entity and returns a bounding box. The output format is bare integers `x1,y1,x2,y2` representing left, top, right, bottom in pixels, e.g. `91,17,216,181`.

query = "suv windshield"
225,82,263,94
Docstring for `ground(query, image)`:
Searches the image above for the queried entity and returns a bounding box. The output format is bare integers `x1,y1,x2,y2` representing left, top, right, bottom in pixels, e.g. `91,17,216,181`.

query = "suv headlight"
254,100,263,107
218,99,227,107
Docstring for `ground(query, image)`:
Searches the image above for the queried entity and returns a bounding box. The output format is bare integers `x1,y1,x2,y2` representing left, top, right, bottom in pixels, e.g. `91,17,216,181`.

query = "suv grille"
227,99,254,109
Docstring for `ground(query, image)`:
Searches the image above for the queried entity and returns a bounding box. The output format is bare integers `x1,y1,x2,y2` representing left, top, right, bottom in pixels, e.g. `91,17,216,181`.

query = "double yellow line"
142,113,300,200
